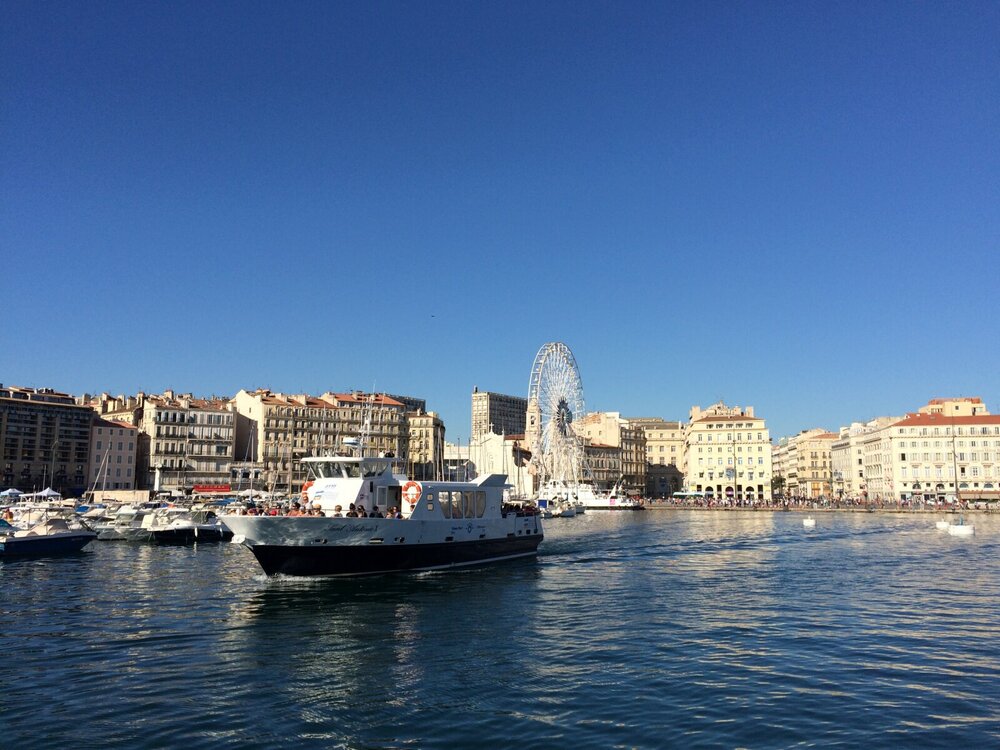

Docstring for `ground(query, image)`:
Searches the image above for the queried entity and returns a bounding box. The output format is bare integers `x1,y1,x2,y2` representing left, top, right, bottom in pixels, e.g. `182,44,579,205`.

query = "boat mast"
88,441,112,501
359,391,374,458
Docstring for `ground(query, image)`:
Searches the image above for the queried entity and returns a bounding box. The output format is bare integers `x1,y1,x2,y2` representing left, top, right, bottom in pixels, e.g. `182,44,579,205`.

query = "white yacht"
541,481,644,511
224,455,544,577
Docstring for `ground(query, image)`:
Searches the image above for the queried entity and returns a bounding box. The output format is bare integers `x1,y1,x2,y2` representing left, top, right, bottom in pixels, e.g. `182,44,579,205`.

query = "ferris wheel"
527,342,587,483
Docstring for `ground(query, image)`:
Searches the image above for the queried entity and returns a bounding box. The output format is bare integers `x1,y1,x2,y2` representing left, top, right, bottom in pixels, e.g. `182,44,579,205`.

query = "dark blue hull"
149,527,234,545
0,532,96,558
249,534,543,577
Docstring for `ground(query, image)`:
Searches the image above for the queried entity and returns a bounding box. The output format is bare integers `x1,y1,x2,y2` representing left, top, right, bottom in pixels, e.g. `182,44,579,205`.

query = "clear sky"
3,1,998,441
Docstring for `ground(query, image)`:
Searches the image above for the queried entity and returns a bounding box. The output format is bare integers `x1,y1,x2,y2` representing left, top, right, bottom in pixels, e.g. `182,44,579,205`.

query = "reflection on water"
2,513,1000,748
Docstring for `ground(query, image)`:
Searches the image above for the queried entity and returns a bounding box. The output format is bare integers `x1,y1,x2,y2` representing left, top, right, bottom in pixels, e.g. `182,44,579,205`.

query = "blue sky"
3,1,998,441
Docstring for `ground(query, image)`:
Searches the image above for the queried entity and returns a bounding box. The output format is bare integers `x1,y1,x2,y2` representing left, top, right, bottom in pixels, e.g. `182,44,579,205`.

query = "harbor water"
3,511,1000,748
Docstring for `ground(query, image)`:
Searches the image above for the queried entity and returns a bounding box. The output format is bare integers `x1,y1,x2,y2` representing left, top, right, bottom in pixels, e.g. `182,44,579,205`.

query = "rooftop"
893,412,1000,427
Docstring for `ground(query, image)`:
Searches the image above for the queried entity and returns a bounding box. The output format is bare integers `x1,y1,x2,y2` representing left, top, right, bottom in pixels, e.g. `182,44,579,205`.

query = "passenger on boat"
345,503,357,518
332,505,343,517
310,504,324,517
370,507,384,518
387,506,402,519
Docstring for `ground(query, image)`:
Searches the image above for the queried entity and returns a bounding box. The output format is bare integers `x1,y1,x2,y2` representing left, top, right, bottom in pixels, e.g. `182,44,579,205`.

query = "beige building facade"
773,428,840,499
830,417,901,499
406,411,445,481
88,418,138,492
471,389,527,439
918,397,990,417
92,390,235,492
629,417,685,498
231,389,409,495
573,412,647,494
583,442,621,490
684,402,772,502
882,411,1000,502
795,430,838,498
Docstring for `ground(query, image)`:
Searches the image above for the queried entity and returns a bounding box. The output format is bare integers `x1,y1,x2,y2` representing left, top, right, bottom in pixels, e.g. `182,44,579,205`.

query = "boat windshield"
307,459,392,479
362,460,391,477
308,461,363,479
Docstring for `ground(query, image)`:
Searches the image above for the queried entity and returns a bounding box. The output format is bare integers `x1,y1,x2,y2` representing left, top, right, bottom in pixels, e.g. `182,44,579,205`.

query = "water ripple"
2,512,1000,748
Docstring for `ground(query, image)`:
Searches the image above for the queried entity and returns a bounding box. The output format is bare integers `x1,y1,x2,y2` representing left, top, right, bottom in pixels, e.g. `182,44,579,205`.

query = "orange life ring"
301,480,314,499
402,481,422,505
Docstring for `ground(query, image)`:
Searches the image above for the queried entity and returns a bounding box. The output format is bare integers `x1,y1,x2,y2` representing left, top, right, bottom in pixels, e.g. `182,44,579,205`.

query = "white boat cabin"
302,456,507,520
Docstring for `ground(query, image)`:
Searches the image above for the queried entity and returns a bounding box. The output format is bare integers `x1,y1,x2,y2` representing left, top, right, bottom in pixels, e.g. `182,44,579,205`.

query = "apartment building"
0,384,94,495
885,411,1000,502
628,417,685,498
88,418,138,491
684,402,772,502
91,390,235,492
230,389,409,494
796,430,838,498
407,411,445,480
830,417,901,499
471,388,527,439
583,442,621,490
573,412,647,494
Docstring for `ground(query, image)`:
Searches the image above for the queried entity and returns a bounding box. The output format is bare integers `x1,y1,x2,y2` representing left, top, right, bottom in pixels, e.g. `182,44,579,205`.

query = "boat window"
475,491,486,518
461,492,473,518
439,491,451,518
450,491,462,518
340,463,362,478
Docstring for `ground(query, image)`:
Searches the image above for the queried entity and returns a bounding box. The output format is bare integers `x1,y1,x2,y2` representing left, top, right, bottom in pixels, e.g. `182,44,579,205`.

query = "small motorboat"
935,520,951,530
0,517,96,558
125,507,233,544
803,517,816,528
947,517,975,537
555,502,577,518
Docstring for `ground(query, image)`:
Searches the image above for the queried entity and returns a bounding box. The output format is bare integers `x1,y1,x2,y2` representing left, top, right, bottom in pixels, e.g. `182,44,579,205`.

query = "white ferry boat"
224,455,544,577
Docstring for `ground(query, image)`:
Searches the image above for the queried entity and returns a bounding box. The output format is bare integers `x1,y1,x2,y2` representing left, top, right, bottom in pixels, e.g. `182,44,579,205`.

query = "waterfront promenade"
646,499,1000,514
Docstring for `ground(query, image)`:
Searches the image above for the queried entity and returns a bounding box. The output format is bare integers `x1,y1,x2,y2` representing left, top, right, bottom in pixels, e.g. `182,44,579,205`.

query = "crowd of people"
653,494,999,512
236,501,405,518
